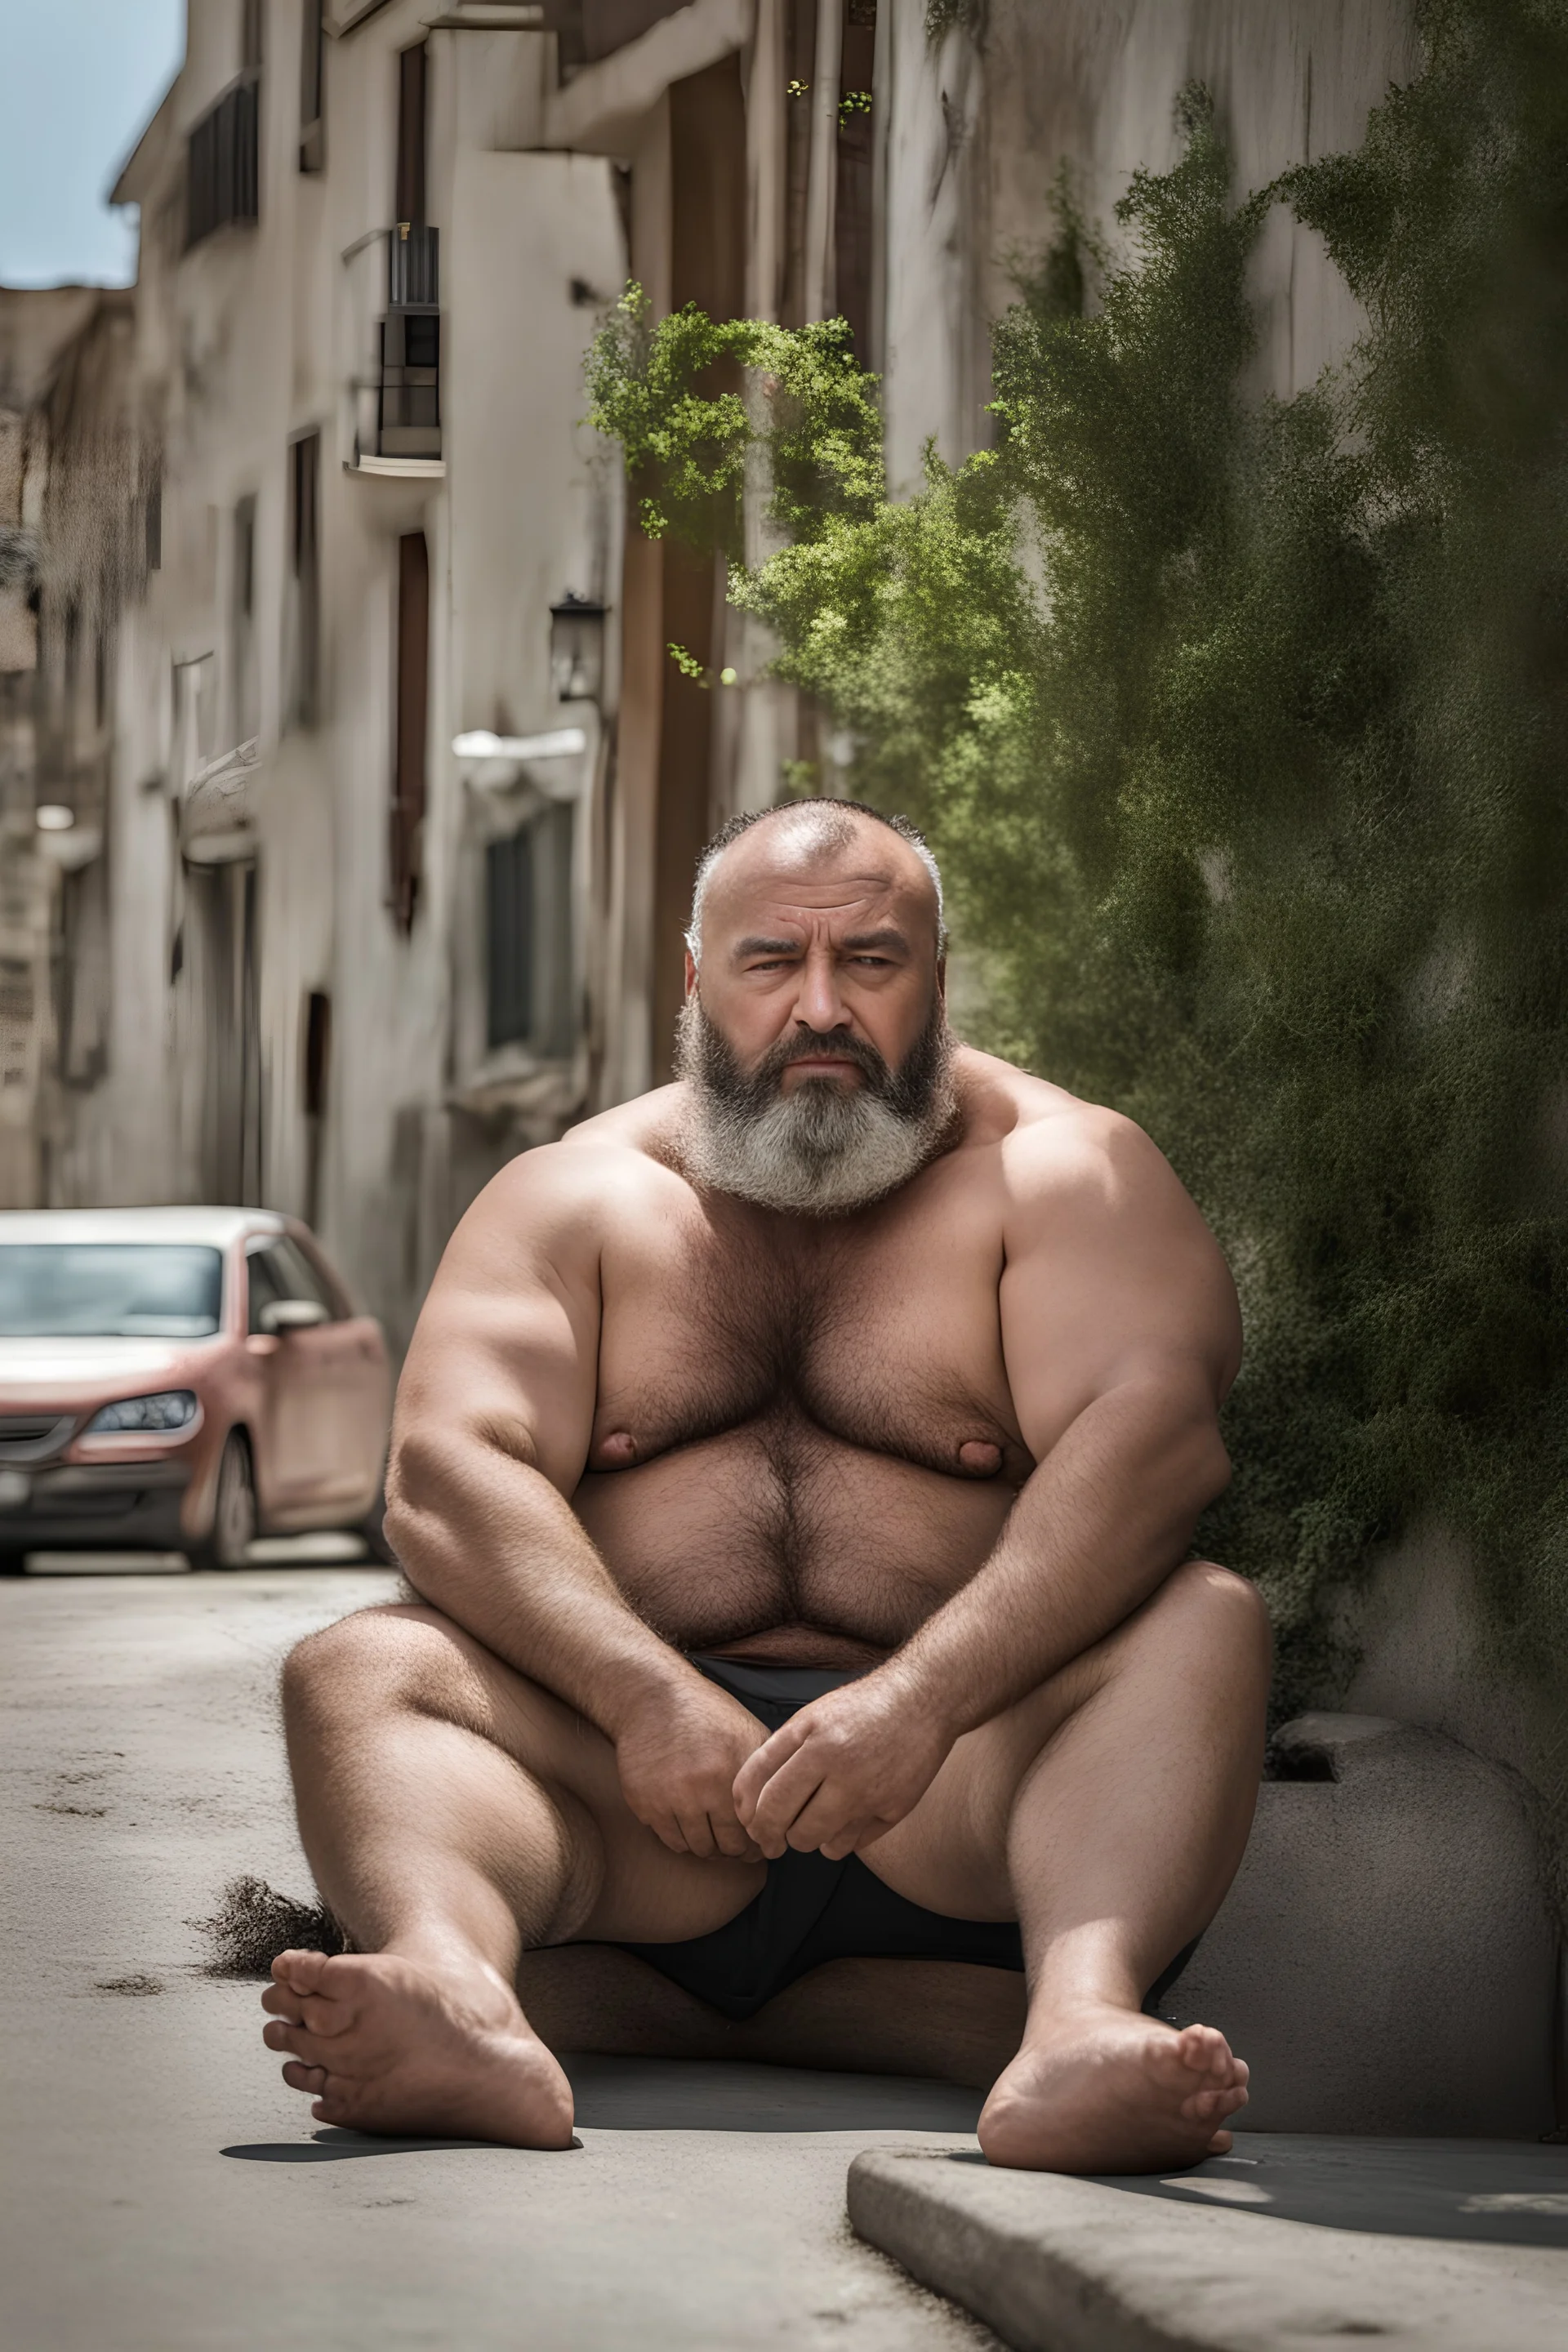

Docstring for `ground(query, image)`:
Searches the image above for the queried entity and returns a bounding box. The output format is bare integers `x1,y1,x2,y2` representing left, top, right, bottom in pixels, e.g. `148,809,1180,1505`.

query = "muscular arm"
736,1108,1241,1855
385,1148,765,1857
894,1111,1240,1736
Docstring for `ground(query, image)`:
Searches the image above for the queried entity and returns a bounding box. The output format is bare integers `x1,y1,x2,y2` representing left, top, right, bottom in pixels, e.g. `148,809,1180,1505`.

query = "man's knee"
1154,1558,1272,1673
281,1602,463,1732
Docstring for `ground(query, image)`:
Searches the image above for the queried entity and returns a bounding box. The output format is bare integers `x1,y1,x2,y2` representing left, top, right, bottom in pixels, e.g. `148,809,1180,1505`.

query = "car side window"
271,1238,338,1317
246,1245,290,1336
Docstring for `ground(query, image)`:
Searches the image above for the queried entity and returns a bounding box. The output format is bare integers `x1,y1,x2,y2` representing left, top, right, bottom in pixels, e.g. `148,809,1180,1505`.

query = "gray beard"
675,995,958,1217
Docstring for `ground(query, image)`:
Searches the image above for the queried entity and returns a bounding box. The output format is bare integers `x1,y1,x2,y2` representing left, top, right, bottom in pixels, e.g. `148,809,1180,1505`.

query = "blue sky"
0,1,186,287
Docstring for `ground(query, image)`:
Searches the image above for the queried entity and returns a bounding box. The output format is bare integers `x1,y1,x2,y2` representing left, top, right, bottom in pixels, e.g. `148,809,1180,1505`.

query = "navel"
957,1439,1003,1477
595,1431,638,1468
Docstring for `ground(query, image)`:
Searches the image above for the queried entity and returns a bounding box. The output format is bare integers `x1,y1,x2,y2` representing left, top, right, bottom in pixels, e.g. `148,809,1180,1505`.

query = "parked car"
0,1207,393,1571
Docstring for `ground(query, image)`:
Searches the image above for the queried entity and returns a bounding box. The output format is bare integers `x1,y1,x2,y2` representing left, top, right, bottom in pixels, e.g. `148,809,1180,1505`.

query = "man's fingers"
709,1815,763,1860
746,1750,827,1855
782,1785,862,1854
733,1717,808,1822
680,1812,719,1860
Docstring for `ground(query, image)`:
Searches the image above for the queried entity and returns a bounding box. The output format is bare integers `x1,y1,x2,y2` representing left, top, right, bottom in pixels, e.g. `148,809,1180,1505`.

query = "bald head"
685,800,945,971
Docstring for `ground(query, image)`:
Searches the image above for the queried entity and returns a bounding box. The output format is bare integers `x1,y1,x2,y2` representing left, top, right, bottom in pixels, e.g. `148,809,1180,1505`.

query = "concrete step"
849,2136,1568,2351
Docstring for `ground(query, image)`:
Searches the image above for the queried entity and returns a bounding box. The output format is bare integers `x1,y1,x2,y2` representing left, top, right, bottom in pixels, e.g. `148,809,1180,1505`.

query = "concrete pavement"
0,1567,996,2352
850,2143,1568,2352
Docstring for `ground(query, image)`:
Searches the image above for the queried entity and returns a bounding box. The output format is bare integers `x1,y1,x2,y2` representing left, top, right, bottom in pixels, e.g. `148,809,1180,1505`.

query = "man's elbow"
1186,1419,1232,1513
383,1426,462,1565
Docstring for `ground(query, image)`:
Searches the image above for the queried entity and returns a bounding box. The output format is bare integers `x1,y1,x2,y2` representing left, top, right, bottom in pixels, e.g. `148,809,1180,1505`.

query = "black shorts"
604,1655,1196,2025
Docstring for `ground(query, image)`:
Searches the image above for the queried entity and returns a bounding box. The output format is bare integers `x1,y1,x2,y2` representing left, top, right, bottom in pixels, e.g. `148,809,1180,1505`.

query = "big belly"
572,1428,1016,1666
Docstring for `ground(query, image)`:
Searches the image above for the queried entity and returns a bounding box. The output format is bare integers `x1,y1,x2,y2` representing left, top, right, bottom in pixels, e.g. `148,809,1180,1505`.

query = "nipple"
957,1439,1003,1477
596,1431,637,1468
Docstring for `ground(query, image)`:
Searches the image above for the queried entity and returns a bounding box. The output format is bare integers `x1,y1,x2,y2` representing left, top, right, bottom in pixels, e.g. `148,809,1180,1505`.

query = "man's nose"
792,949,850,1034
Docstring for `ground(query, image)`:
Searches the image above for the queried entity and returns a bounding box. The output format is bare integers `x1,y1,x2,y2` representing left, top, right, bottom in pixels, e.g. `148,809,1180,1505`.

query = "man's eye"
851,955,892,969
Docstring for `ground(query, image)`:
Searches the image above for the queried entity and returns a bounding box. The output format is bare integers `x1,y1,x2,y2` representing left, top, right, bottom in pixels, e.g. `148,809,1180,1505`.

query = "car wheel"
193,1432,257,1571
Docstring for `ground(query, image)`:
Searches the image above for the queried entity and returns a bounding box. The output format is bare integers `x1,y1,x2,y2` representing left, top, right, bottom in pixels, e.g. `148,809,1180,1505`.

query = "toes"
1183,2079,1249,2123
264,2020,338,2067
261,1982,303,2022
281,2061,327,2093
1177,2023,1234,2078
273,1948,333,1994
311,2082,357,2125
1207,2128,1234,2154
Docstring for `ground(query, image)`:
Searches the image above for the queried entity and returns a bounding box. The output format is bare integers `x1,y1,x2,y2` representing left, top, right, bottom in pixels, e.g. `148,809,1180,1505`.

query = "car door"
244,1238,340,1517
290,1232,391,1517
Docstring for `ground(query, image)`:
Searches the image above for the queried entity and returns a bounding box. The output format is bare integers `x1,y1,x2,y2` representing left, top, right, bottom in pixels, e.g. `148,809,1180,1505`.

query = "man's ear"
684,947,698,1000
936,953,947,1003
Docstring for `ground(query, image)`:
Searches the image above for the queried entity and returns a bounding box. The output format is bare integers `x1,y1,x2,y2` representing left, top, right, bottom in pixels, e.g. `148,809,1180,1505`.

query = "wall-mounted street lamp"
549,593,606,704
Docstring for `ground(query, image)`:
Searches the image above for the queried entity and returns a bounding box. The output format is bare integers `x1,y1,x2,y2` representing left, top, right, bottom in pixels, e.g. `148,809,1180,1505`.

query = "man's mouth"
782,1055,865,1083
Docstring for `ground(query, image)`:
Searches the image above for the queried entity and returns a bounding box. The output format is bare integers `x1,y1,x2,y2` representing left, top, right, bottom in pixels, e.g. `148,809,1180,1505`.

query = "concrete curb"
847,2147,1568,2352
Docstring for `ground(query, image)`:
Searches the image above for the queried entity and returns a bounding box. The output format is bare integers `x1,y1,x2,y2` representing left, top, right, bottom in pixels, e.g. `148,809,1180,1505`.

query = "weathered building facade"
4,0,1416,1348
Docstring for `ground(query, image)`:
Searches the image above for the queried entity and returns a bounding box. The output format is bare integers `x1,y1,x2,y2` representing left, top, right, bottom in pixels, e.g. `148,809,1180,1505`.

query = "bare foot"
261,1947,575,2148
978,2004,1249,2174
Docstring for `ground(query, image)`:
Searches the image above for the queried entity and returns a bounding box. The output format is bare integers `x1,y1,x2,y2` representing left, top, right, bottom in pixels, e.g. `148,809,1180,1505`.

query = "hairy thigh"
288,1601,764,1943
858,1559,1268,1920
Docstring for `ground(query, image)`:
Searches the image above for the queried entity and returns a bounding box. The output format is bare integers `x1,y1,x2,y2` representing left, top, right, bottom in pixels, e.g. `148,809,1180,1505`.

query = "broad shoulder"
960,1051,1241,1397
958,1045,1232,1291
955,1047,1170,1212
439,1096,684,1289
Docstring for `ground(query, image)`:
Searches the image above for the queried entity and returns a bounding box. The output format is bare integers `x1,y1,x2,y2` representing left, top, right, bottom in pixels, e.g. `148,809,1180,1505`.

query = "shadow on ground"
222,2055,983,2161
1029,2132,1568,2247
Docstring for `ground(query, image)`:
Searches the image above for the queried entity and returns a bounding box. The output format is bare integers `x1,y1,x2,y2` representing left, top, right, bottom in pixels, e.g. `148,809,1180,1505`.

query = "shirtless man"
263,799,1270,2173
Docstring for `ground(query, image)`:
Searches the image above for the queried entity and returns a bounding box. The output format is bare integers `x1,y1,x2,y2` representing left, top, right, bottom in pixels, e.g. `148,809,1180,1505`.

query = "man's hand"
614,1676,771,1860
732,1672,955,1860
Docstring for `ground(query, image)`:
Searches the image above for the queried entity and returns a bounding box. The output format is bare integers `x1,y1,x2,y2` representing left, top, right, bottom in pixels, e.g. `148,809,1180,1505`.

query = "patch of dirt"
37,1802,109,1818
95,1974,163,1997
189,1874,345,1978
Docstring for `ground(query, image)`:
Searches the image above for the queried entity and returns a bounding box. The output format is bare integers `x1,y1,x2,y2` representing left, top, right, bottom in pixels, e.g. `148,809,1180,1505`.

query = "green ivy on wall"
587,0,1568,1736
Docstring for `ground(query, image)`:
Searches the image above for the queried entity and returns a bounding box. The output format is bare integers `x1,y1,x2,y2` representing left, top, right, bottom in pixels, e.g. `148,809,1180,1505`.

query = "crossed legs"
265,1560,1269,2169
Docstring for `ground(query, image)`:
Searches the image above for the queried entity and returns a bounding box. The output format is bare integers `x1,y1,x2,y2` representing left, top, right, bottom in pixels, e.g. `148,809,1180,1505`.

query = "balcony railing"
378,227,440,460
389,222,439,308
186,75,260,251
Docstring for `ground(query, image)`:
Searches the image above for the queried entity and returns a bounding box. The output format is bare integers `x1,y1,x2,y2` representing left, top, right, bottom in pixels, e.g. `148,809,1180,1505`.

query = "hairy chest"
586,1197,1027,1481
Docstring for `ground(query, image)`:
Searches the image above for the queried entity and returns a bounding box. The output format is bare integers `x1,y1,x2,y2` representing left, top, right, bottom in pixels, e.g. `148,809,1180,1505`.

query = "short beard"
675,994,958,1217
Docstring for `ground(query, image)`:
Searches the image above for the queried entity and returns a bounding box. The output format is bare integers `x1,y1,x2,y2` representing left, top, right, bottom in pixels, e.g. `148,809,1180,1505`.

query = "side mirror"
260,1297,331,1334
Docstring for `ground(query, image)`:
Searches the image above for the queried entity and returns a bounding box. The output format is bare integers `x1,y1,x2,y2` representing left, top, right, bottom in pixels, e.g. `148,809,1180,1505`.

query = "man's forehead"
704,829,933,933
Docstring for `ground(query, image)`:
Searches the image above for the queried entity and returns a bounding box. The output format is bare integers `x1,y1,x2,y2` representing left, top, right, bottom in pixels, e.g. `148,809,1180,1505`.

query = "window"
396,42,429,230
301,987,330,1232
0,1245,223,1339
782,0,817,327
299,0,325,171
485,803,575,1058
835,0,878,356
302,988,330,1121
390,532,429,932
288,432,319,726
246,1236,336,1334
232,492,258,742
186,78,261,249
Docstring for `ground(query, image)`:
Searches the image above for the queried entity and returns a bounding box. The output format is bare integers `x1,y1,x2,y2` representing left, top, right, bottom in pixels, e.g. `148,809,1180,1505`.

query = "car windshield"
0,1245,225,1339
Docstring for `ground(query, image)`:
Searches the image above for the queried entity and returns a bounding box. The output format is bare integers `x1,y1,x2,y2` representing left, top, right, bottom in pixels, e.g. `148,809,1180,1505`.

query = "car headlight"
86,1390,199,1433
